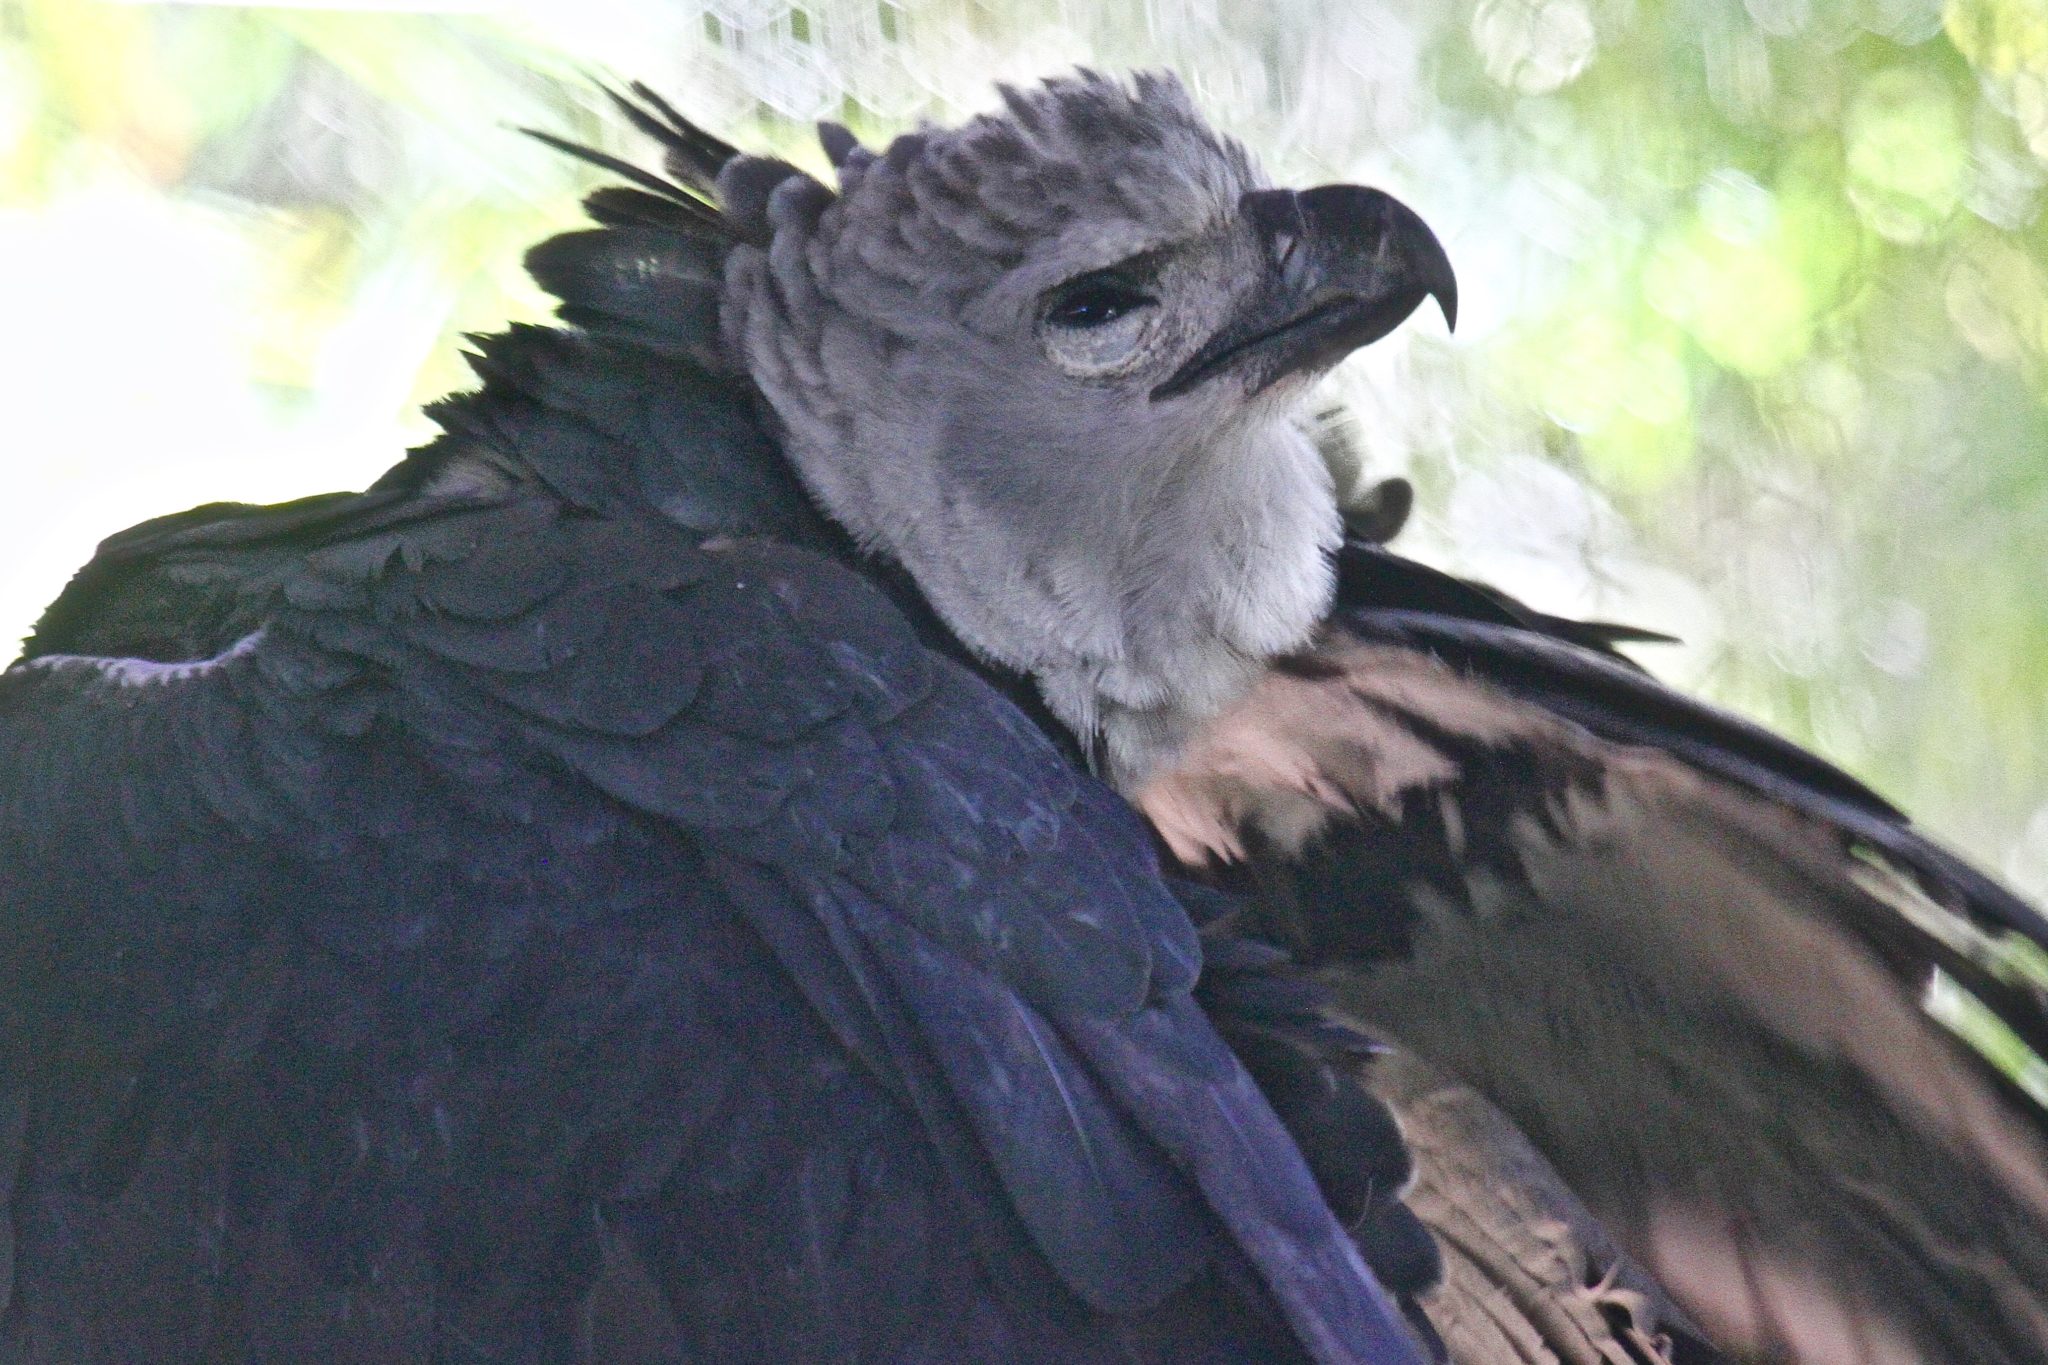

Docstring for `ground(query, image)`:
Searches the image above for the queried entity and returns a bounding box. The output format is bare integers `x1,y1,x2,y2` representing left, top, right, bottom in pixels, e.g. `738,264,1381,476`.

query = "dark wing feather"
4,489,1430,1363
1334,542,1679,671
1139,542,2048,1363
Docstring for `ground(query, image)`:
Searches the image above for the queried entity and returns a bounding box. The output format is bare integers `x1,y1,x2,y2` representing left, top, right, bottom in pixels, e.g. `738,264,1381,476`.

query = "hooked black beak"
1152,185,1456,401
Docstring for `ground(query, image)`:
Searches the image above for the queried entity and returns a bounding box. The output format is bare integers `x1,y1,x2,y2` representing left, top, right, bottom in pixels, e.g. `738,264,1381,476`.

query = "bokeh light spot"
1846,67,1967,244
1471,0,1597,95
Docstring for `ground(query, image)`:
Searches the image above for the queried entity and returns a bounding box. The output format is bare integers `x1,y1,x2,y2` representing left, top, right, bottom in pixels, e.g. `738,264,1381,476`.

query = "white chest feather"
1066,426,1340,789
902,420,1342,791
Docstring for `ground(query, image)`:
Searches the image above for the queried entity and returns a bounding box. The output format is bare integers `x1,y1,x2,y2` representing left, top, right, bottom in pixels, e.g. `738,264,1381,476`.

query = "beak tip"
1436,285,1458,334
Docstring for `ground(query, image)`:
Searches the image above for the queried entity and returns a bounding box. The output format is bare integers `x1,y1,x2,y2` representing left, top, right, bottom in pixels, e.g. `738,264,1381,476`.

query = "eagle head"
722,71,1454,786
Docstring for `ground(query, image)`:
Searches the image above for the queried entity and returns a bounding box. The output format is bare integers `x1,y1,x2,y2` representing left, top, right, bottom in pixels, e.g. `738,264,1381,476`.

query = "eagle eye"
1038,269,1162,378
1043,273,1157,330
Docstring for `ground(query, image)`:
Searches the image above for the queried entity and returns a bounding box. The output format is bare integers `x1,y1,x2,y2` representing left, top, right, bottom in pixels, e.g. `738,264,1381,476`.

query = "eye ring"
1042,272,1157,330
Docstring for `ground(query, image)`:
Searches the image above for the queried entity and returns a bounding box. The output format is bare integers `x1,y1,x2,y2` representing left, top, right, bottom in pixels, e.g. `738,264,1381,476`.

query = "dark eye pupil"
1048,280,1152,329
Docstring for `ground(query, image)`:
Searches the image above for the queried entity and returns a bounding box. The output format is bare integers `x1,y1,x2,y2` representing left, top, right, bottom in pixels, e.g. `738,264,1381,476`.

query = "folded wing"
1139,539,2048,1364
2,490,1430,1363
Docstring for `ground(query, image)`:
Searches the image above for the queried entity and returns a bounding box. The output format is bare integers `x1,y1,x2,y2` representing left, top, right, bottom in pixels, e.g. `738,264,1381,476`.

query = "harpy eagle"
3,70,2044,1363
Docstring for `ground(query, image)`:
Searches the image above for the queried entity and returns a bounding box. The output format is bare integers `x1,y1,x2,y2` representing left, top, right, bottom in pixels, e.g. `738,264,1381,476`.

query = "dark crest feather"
527,87,797,248
581,186,726,235
521,126,707,208
603,82,743,193
817,121,864,168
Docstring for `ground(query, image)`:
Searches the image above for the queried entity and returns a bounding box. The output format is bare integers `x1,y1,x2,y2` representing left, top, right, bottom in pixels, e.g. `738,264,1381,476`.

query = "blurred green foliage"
2,0,2045,892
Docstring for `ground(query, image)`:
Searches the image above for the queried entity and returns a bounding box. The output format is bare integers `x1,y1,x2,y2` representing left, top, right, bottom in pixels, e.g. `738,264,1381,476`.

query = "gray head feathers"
817,73,1257,295
718,71,1343,788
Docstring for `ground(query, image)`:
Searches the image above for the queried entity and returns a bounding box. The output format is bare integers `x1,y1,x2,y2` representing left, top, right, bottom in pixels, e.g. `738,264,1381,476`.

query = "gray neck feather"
947,418,1339,791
